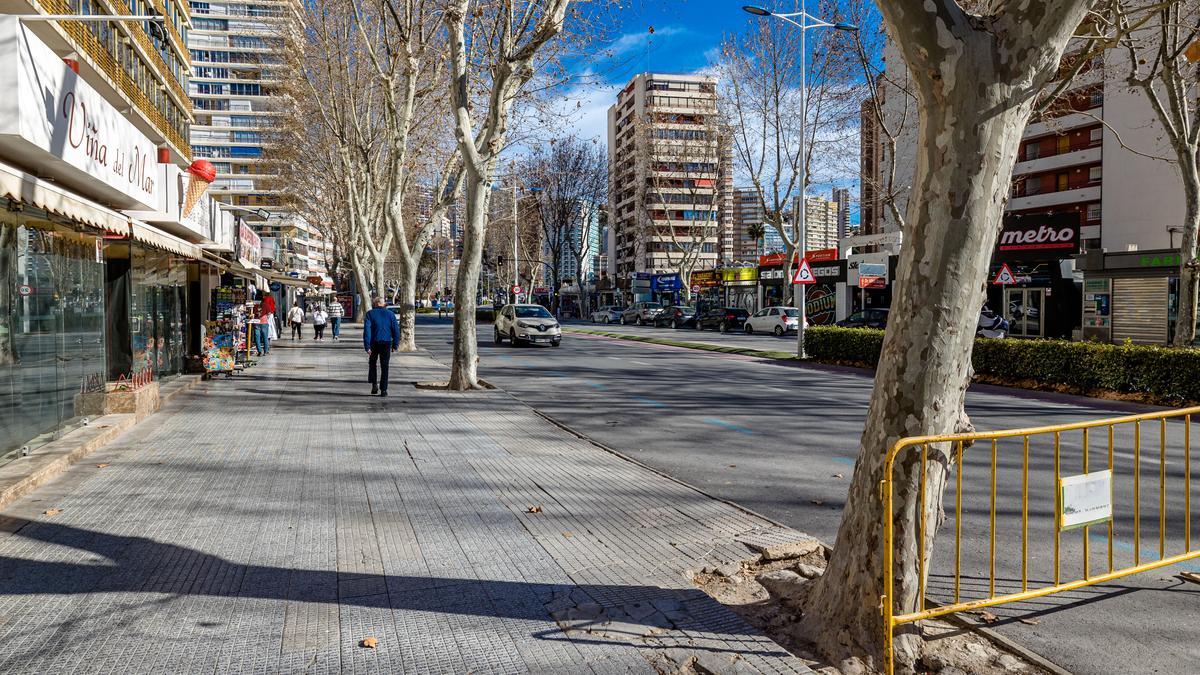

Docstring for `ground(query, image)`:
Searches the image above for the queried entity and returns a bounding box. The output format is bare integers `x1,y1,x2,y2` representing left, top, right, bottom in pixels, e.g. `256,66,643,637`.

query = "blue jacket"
363,307,400,349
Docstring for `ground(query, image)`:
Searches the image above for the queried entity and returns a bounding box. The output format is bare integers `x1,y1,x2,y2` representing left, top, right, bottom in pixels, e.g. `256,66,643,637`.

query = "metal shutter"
1112,277,1168,344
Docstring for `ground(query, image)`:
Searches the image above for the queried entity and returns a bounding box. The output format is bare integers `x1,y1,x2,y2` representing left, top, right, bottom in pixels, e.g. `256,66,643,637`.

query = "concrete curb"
0,374,203,513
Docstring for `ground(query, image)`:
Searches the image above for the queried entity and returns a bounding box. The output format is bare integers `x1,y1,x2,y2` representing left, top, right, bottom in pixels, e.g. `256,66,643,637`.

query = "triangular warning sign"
992,263,1017,285
792,258,816,285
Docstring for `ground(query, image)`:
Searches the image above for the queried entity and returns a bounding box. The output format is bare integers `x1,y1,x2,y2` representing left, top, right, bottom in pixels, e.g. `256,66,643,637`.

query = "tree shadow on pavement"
0,519,791,658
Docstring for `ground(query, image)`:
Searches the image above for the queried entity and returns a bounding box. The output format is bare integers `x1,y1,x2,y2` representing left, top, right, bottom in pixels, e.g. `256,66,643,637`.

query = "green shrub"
807,326,1200,403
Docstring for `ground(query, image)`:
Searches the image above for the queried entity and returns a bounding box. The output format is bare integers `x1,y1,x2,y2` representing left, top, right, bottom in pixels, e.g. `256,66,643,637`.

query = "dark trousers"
314,324,326,339
291,320,302,339
368,342,392,391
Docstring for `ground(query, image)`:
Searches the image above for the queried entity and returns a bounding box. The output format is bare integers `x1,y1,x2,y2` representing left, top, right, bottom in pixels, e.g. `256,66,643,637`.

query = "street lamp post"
743,3,856,359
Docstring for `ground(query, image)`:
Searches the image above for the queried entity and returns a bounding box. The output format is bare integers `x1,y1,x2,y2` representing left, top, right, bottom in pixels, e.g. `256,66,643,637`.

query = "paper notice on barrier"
1059,470,1113,530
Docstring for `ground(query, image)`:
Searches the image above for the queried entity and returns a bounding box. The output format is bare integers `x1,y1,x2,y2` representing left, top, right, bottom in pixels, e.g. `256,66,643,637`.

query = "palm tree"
747,222,766,256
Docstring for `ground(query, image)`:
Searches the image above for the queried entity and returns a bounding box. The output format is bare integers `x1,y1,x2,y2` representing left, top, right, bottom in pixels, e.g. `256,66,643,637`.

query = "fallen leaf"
832,473,844,479
563,531,573,538
1019,617,1040,625
360,637,378,649
527,505,542,513
977,611,999,623
43,508,62,517
95,463,110,469
810,500,824,506
728,464,737,468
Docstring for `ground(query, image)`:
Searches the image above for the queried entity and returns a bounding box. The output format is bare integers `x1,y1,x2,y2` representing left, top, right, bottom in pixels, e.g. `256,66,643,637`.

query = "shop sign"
691,270,719,287
651,273,681,291
996,212,1080,261
807,284,837,325
1103,251,1182,270
237,223,261,268
0,19,159,210
720,267,759,283
807,248,838,263
759,268,787,281
848,253,889,287
810,260,847,283
260,258,274,270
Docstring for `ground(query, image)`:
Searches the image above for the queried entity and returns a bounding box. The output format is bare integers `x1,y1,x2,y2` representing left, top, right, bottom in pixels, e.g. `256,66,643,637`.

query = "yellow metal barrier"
881,406,1200,675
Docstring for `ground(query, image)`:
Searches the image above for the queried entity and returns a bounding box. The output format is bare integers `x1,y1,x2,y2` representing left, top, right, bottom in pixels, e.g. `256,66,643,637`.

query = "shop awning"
0,160,129,236
265,267,309,285
130,220,203,259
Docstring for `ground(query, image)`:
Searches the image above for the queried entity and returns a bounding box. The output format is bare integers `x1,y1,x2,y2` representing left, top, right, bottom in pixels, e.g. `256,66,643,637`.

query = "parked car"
493,304,562,347
653,305,698,329
590,305,623,324
836,308,889,329
744,306,800,336
697,307,750,333
620,302,664,326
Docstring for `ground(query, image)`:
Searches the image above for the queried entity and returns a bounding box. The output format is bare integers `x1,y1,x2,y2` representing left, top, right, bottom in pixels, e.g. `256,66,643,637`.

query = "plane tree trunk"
798,3,1090,672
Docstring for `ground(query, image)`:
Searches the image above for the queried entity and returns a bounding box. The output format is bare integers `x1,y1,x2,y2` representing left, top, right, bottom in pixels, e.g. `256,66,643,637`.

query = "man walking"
363,298,400,396
327,298,344,341
287,303,305,340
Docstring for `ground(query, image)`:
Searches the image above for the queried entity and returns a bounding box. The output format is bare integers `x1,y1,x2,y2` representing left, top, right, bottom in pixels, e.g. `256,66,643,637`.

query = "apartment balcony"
1008,185,1101,211
1013,147,1101,176
1024,108,1102,138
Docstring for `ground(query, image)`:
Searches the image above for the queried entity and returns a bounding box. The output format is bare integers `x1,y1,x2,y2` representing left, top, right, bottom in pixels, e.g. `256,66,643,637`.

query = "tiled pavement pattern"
0,330,813,673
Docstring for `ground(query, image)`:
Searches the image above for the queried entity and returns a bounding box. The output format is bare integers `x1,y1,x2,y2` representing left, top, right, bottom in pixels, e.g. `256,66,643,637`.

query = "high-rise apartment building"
187,0,328,279
798,195,840,252
832,188,851,240
731,188,765,261
607,73,731,278
859,89,887,237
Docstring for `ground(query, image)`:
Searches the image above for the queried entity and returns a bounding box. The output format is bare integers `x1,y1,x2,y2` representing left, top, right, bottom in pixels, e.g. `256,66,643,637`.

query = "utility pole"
512,184,520,297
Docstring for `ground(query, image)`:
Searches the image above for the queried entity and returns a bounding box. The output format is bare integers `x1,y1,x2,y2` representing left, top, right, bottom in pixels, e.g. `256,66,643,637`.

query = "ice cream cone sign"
182,159,217,217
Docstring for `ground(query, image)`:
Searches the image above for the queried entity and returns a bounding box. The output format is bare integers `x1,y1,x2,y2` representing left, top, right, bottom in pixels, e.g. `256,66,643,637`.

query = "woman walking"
287,303,304,340
312,305,328,341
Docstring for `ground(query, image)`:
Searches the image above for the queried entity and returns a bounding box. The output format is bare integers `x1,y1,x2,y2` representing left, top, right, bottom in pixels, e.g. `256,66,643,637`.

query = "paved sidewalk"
0,329,813,673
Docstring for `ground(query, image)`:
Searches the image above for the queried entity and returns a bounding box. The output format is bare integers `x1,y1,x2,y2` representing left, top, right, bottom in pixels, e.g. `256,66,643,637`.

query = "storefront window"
0,201,107,465
130,247,187,377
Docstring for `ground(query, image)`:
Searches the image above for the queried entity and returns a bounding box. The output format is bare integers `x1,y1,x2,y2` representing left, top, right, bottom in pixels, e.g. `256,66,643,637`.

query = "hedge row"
806,326,1200,404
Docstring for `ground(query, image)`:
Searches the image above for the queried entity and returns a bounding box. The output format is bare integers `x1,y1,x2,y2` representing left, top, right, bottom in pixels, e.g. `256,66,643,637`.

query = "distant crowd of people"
285,300,345,342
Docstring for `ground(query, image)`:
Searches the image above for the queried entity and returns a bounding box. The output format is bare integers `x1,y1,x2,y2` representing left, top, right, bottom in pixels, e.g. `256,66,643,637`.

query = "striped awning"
130,220,203,259
0,160,129,236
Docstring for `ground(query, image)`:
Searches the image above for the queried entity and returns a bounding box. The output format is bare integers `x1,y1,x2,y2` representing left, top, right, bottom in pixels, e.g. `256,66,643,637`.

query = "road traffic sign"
510,285,523,295
691,284,700,293
992,263,1017,285
17,284,32,297
791,259,816,285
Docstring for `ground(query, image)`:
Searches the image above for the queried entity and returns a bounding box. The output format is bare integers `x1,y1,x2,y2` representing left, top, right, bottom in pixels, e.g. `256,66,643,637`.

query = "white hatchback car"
494,304,562,347
744,306,801,335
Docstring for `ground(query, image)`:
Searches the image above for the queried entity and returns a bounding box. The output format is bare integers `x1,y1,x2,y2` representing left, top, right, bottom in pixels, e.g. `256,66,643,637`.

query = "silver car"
493,304,562,347
590,305,623,323
619,302,664,326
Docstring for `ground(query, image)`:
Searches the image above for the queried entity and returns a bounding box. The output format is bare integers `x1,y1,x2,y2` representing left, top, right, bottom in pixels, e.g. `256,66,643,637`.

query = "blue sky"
558,1,762,142
554,1,870,223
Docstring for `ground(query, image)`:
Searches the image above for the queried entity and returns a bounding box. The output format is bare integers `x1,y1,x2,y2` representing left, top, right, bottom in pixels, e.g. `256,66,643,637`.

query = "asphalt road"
416,316,1200,675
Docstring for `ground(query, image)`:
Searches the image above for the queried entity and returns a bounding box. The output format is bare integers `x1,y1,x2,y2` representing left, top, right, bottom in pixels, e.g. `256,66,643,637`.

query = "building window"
1089,166,1102,183
1089,127,1103,144
1087,203,1101,221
